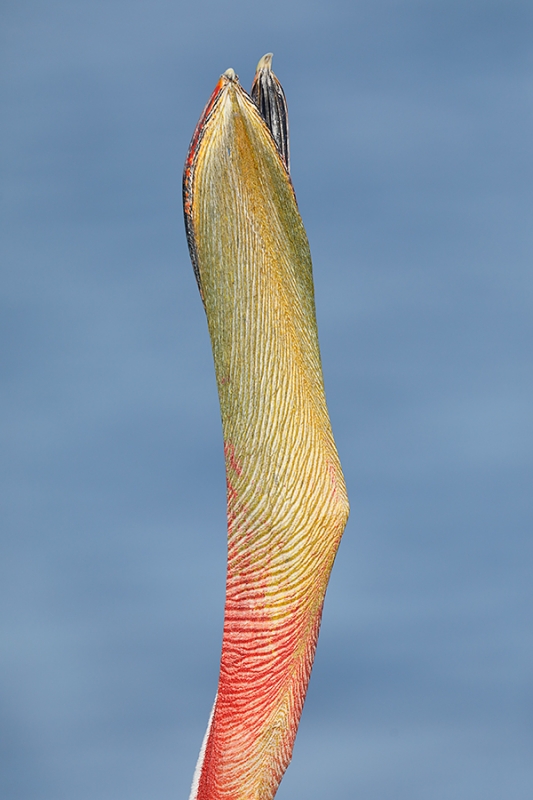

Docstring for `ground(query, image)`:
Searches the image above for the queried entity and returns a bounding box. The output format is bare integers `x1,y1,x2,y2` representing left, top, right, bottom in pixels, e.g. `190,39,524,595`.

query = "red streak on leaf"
183,75,226,217
224,440,243,477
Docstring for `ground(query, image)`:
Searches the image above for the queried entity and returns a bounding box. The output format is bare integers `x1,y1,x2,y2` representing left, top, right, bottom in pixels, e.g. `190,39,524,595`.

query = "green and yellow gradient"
184,60,349,800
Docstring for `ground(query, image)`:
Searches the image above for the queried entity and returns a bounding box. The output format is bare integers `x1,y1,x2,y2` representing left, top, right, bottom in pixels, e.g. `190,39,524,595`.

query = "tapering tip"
256,53,273,72
223,68,238,81
251,52,290,173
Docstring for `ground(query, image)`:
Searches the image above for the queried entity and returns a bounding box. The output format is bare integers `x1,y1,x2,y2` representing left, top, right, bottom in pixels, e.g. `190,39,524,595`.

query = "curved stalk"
183,56,349,800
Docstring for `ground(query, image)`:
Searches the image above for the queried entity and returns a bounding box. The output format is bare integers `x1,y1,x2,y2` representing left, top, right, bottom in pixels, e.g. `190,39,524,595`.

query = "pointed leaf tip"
256,53,273,72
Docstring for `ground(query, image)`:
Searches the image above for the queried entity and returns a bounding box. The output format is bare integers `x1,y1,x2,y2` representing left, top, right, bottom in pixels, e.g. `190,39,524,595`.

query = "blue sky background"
1,1,532,798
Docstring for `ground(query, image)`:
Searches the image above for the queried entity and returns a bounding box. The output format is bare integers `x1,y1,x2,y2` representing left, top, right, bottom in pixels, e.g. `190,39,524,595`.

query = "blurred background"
1,1,532,798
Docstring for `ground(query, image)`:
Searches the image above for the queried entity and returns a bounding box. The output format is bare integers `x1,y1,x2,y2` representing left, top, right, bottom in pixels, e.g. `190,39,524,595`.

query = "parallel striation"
184,62,349,800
